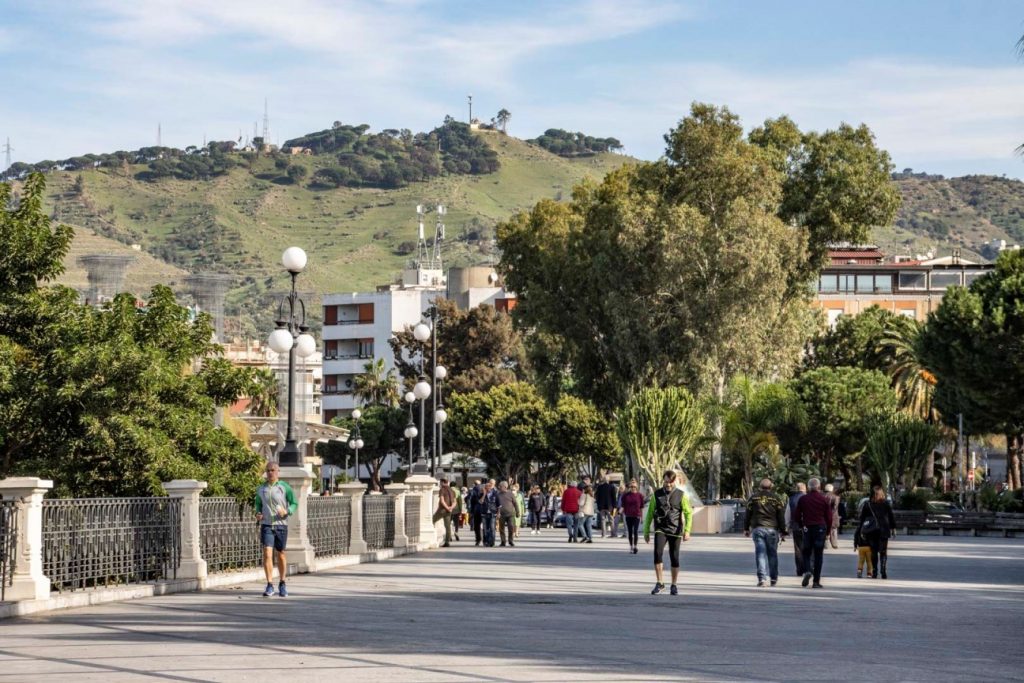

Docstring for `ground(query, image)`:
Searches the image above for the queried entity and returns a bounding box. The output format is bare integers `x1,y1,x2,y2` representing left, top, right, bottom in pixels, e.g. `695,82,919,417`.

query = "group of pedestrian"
459,478,526,547
745,477,897,588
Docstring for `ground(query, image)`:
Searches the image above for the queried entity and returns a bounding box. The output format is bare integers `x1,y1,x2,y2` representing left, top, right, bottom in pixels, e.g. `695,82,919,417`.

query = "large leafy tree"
805,306,895,371
389,298,527,394
791,367,898,486
0,175,262,497
919,250,1024,489
499,103,896,497
546,395,621,481
864,412,942,492
328,404,406,490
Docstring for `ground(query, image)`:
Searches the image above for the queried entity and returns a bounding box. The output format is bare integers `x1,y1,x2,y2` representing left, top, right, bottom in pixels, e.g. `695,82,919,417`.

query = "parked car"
926,500,964,521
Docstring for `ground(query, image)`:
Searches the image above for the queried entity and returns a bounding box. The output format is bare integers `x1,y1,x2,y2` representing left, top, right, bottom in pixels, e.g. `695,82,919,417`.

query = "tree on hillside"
496,109,511,134
0,173,263,497
919,250,1024,489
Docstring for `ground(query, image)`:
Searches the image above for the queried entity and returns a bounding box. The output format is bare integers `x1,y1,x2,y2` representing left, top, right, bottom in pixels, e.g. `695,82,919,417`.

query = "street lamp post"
347,408,364,487
404,391,418,471
435,364,448,476
267,247,316,468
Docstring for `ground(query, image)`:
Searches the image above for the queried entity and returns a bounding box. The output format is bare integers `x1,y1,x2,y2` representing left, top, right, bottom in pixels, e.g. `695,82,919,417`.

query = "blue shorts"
260,525,288,552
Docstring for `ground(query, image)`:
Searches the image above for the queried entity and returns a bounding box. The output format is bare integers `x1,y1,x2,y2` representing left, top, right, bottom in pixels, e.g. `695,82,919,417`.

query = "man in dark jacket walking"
787,482,807,576
496,481,519,547
744,479,788,587
479,479,498,547
596,477,618,537
794,478,833,588
469,479,484,546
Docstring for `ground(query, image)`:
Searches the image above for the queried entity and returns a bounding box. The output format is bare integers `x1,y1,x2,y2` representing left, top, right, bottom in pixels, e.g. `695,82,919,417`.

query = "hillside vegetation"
35,130,630,336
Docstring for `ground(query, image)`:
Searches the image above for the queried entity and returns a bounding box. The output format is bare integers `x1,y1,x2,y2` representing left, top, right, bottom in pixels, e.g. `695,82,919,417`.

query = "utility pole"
2,137,12,172
468,94,473,123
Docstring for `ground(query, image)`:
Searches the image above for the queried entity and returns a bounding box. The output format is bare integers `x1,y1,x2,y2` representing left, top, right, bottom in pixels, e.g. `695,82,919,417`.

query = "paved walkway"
2,532,1023,682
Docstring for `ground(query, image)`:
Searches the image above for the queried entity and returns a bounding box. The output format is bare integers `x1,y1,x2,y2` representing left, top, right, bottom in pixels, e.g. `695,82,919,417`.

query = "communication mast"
2,138,12,171
262,98,270,144
157,123,162,147
431,204,446,270
416,204,430,266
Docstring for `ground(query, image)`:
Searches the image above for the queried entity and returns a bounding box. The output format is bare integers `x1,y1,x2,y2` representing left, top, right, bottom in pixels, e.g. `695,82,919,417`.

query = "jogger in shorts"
644,470,692,595
254,462,297,597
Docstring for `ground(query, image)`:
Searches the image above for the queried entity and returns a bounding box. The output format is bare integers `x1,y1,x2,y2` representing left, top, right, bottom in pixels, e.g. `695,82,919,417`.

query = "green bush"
844,490,868,516
895,488,934,511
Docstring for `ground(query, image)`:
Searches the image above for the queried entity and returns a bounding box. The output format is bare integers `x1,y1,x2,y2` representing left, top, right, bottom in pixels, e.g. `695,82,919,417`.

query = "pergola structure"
238,417,349,462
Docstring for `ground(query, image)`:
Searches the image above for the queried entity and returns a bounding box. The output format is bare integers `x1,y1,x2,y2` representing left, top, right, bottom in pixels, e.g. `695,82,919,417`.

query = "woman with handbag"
578,485,597,543
859,486,897,578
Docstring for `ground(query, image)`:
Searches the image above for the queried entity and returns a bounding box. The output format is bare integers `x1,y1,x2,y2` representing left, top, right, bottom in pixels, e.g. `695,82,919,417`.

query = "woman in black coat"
860,486,897,578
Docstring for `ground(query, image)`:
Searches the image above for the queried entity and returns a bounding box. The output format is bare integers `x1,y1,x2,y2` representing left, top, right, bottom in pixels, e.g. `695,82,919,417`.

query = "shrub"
895,488,934,511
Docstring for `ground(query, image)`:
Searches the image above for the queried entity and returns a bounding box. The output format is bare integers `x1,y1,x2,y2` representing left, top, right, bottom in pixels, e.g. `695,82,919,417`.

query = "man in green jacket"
644,470,692,595
254,462,297,597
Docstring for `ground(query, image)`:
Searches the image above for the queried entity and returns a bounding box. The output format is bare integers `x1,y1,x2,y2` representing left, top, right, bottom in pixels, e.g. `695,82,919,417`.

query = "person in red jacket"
619,479,646,554
794,477,834,588
561,482,582,542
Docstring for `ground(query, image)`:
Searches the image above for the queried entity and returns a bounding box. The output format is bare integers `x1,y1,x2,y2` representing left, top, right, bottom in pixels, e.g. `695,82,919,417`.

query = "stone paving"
1,531,1022,682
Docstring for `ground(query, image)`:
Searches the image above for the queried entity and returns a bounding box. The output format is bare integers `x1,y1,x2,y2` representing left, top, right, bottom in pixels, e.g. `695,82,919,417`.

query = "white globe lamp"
413,322,431,342
355,438,364,449
294,333,316,358
282,246,307,273
414,379,432,400
268,328,294,354
348,440,356,450
435,407,448,424
352,409,362,420
435,365,447,380
404,391,416,404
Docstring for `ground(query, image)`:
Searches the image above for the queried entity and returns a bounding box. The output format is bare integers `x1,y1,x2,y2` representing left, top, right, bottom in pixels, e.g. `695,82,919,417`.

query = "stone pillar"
0,477,53,601
163,479,207,580
385,483,410,549
338,482,367,554
279,466,315,572
405,474,439,547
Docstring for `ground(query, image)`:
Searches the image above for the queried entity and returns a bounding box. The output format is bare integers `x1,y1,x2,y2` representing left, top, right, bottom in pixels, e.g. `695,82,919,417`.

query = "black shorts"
260,525,288,552
653,531,681,568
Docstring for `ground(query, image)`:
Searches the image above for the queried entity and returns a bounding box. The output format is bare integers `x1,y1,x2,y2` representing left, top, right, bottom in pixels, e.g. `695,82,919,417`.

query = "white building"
320,265,515,423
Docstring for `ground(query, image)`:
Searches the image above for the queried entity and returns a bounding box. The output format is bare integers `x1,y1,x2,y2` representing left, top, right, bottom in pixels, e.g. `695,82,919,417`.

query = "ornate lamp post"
267,247,316,467
347,408,364,485
412,322,432,471
403,391,418,470
434,364,448,475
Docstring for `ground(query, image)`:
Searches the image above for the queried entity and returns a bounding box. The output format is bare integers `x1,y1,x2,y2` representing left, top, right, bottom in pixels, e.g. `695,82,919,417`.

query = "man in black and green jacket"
643,470,692,596
254,462,298,597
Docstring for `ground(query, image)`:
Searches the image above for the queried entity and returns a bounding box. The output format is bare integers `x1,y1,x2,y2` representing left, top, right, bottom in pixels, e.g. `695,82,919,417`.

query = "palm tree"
247,368,280,417
874,316,937,421
353,358,399,407
721,376,805,497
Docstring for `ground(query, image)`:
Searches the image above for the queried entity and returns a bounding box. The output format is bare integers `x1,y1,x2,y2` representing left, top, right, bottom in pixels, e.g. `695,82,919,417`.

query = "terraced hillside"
35,132,630,336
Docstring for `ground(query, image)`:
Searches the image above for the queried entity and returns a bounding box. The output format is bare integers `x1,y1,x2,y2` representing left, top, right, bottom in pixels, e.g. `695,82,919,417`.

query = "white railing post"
163,480,207,580
279,466,316,572
0,477,54,601
405,474,439,548
385,483,410,548
338,482,367,554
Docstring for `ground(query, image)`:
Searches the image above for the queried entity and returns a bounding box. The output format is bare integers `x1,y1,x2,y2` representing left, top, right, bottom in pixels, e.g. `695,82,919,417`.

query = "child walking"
854,527,873,578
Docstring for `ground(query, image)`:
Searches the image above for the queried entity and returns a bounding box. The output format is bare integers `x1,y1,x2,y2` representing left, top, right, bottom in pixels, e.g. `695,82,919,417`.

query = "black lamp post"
347,408,364,485
267,247,316,468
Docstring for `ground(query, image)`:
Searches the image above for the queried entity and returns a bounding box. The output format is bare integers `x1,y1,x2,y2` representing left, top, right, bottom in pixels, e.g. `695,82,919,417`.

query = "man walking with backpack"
744,478,788,587
643,470,692,595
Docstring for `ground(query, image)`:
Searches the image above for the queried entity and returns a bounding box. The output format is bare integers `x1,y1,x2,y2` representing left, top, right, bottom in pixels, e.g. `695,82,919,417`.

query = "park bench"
893,510,1024,537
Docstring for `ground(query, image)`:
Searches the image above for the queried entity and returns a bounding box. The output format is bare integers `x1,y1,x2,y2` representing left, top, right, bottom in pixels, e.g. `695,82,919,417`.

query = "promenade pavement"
1,531,1022,682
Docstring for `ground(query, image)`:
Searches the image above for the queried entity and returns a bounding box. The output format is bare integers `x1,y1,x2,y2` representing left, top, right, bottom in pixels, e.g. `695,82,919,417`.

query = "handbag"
860,502,880,535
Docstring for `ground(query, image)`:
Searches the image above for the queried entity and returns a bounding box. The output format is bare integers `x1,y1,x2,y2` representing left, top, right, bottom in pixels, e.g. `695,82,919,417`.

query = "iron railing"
308,495,351,557
363,494,395,550
198,498,263,573
42,498,181,592
405,496,421,544
0,499,18,600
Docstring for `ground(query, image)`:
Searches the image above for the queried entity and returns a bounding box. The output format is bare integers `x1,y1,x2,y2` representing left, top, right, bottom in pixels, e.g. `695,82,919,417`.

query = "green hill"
35,131,631,337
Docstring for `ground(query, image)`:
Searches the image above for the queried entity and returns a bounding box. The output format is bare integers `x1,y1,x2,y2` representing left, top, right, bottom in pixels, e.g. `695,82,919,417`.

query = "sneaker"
812,582,823,589
651,583,666,595
670,584,678,596
500,542,506,547
585,539,593,544
802,572,812,587
857,570,862,578
454,534,460,541
633,547,638,554
757,580,767,587
770,580,777,587
277,582,288,598
509,542,515,547
263,583,274,597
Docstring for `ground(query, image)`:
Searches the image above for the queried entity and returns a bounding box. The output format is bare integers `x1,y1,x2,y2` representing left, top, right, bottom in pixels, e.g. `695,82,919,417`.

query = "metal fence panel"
363,494,395,550
0,499,18,600
42,498,181,592
405,496,420,544
308,496,351,557
198,498,263,573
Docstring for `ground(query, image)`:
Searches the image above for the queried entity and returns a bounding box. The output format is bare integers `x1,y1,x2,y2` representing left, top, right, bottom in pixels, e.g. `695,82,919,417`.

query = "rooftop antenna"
415,204,430,266
431,204,446,271
262,98,270,144
3,138,12,171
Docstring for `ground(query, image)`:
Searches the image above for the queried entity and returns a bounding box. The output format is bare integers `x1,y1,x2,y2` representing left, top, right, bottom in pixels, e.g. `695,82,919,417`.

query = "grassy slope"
40,133,630,334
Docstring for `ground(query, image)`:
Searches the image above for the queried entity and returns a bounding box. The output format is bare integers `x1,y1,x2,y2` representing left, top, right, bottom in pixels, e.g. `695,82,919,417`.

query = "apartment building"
813,246,994,325
321,265,515,423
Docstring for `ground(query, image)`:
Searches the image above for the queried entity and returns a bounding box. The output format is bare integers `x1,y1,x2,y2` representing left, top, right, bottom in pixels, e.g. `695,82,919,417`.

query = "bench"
893,510,1024,537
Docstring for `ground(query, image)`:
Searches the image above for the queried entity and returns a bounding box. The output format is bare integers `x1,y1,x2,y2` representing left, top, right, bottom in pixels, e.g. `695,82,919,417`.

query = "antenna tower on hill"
157,123,162,147
467,94,473,123
262,98,270,144
3,138,12,171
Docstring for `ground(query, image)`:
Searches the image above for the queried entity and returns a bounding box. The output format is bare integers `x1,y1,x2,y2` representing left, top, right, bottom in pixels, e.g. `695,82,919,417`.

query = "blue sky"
2,0,1023,178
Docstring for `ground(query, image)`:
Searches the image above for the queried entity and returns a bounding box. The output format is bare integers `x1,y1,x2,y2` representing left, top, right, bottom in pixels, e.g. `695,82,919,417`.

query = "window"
874,274,893,293
963,271,986,287
324,306,338,325
837,274,855,292
819,274,838,293
898,272,927,290
358,339,374,358
898,309,917,319
856,275,875,293
930,272,961,290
